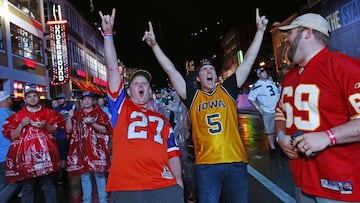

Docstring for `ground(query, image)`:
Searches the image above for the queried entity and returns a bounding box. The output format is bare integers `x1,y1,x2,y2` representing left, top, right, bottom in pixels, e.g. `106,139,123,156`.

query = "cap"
81,91,95,98
56,93,66,99
278,13,330,37
256,67,266,75
0,91,10,102
129,69,152,83
23,87,38,95
197,60,215,70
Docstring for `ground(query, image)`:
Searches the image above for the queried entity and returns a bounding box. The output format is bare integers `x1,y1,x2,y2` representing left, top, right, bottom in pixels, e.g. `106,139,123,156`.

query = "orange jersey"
106,83,181,191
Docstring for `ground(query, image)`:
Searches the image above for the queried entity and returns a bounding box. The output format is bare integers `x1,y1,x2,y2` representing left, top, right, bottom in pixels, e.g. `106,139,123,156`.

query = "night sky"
72,0,306,89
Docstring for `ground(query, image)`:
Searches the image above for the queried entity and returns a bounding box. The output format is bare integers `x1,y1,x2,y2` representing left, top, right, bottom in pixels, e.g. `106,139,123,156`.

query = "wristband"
102,31,114,36
104,35,113,40
325,129,336,146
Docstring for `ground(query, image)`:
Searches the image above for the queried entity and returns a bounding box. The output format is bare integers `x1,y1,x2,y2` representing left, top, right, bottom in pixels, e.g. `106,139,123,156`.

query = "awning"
72,80,107,95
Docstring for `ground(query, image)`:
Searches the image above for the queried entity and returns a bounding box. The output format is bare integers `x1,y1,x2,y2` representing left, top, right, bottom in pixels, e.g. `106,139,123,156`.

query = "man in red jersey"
2,86,64,203
99,8,184,203
275,13,360,202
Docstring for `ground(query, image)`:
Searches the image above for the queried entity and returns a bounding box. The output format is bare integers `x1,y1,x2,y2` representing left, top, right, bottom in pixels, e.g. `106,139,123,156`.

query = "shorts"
262,112,275,135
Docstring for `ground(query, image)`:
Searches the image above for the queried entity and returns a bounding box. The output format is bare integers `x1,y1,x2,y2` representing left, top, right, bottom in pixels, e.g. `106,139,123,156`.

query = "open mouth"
207,76,213,81
139,90,144,96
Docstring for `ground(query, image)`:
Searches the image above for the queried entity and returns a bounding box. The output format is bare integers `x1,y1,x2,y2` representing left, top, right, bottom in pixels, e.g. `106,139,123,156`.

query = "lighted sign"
47,20,70,85
93,77,107,87
20,30,33,59
77,69,86,78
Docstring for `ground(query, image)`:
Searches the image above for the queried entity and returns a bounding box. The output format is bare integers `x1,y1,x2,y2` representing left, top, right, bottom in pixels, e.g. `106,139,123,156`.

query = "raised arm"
142,22,187,99
235,8,268,88
99,8,121,93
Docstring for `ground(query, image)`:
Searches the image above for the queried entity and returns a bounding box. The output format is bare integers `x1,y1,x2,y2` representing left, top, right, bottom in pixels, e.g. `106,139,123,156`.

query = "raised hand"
256,8,268,31
142,21,157,47
99,8,116,34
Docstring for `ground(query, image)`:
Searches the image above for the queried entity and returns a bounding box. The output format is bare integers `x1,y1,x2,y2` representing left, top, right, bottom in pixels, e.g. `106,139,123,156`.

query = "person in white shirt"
248,67,280,156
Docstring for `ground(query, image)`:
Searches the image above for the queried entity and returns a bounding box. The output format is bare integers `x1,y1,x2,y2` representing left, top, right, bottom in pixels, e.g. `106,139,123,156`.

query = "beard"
287,45,295,63
286,32,302,64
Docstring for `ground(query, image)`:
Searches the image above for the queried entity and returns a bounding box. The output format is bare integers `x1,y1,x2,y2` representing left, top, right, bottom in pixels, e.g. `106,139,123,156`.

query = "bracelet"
325,129,336,146
101,31,115,37
104,35,113,40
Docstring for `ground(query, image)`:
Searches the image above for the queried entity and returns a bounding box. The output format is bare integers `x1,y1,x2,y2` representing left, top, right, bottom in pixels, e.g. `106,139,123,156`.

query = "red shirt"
275,48,360,201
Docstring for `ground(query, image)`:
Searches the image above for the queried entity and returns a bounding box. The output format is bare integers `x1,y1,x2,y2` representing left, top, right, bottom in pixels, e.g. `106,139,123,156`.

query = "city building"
0,0,107,104
270,0,360,79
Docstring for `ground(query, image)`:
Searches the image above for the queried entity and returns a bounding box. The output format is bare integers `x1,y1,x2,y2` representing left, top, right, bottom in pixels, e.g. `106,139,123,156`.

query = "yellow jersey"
185,76,247,164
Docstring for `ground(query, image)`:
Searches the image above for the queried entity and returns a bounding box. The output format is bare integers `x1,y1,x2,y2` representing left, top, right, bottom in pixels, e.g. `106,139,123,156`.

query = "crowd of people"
0,6,359,203
0,88,115,203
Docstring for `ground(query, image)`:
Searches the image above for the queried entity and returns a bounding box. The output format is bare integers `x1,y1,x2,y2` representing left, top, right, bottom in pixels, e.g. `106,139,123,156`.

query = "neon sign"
47,5,69,85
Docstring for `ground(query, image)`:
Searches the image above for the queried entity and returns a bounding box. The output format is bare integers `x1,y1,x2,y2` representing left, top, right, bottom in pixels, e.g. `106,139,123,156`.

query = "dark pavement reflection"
239,112,295,203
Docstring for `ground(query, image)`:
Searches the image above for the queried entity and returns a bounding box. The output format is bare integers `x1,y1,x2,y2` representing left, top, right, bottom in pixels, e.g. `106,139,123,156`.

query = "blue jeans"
0,161,19,201
0,161,6,190
20,174,57,203
195,162,248,203
81,172,107,203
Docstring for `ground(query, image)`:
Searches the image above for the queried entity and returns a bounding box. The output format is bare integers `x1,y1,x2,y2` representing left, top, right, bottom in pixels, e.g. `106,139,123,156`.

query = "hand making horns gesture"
99,8,116,34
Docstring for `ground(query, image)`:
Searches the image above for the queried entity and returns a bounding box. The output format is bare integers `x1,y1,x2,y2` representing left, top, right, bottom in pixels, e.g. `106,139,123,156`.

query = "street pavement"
239,112,295,203
7,111,295,203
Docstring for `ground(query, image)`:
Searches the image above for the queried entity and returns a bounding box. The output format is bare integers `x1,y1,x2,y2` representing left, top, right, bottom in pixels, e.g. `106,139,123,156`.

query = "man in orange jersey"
100,8,184,203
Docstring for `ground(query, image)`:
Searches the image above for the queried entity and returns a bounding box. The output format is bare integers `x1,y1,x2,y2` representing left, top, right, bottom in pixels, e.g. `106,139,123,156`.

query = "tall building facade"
0,0,107,103
0,0,49,100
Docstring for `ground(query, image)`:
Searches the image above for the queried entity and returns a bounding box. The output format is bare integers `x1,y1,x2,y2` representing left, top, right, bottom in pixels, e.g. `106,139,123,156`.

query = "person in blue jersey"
0,91,19,201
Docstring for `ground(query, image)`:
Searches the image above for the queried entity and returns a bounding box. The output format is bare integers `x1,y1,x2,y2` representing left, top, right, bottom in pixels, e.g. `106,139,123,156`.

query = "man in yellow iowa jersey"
144,8,268,203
